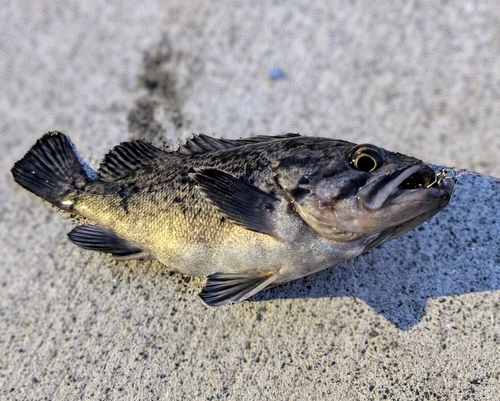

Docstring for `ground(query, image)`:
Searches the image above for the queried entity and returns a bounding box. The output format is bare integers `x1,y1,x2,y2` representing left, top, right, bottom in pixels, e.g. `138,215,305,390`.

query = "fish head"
273,141,457,246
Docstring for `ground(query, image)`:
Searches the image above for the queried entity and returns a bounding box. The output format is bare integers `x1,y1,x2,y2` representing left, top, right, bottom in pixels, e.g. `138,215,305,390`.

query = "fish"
11,132,457,306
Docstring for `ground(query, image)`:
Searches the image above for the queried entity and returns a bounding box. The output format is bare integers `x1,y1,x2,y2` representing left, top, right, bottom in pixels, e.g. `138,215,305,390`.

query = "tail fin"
11,132,95,208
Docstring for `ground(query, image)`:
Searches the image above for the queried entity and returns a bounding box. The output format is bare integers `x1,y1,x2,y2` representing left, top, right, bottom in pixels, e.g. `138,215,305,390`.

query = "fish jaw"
356,164,435,210
289,163,456,243
356,163,456,213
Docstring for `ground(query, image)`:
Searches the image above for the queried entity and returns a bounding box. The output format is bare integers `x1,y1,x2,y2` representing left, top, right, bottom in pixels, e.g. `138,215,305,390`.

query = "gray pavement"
1,1,500,399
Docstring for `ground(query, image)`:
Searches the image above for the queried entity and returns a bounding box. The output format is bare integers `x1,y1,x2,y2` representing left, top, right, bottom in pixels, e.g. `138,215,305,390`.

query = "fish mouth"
356,164,454,210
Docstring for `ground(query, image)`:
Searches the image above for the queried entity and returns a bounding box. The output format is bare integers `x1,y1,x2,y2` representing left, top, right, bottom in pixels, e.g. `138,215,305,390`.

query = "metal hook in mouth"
426,168,463,188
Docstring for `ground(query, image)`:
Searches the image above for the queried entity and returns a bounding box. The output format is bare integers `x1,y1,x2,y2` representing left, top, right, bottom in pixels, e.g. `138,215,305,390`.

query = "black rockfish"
11,132,456,306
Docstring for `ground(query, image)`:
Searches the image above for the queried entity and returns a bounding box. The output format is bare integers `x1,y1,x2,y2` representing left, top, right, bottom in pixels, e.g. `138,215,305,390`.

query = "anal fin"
200,271,279,307
67,224,151,260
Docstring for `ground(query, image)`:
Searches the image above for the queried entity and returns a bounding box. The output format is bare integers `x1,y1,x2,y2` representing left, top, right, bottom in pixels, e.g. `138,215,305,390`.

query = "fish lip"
356,164,451,210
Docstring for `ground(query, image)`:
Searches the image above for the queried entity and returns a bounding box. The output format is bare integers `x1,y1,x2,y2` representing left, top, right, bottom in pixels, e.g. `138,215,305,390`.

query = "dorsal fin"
237,133,300,142
176,133,301,156
98,140,169,181
98,134,302,179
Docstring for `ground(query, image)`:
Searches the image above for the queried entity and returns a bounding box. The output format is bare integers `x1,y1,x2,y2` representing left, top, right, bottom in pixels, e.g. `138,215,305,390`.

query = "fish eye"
347,145,385,172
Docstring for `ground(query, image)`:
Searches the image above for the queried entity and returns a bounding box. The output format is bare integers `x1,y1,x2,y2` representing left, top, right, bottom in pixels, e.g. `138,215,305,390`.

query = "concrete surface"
1,1,500,399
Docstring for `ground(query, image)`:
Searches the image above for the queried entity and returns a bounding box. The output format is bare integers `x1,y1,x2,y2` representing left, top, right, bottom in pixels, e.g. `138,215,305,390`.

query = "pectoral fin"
67,224,151,260
200,271,279,307
189,168,279,237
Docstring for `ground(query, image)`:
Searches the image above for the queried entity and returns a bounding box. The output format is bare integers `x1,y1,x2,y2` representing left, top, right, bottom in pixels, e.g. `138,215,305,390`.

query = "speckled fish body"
12,132,456,306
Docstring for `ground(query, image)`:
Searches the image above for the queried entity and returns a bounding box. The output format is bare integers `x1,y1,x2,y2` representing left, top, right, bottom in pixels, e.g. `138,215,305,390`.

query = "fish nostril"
290,186,311,201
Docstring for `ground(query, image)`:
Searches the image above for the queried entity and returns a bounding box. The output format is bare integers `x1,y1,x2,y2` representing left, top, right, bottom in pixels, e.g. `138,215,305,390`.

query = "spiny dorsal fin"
239,133,300,142
98,140,169,181
189,168,279,237
176,133,301,156
176,134,241,155
200,271,279,307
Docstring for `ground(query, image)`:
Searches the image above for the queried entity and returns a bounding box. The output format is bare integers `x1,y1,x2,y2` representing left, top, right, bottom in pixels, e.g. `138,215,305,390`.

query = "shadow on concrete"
252,173,500,330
